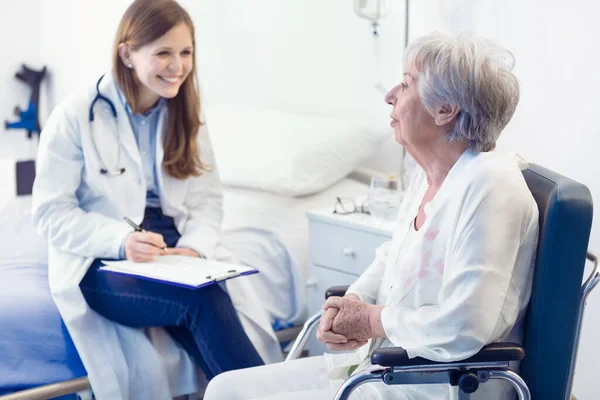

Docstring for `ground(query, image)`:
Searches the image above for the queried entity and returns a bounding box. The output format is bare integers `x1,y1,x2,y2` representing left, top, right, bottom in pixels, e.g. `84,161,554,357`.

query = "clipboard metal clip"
206,270,240,282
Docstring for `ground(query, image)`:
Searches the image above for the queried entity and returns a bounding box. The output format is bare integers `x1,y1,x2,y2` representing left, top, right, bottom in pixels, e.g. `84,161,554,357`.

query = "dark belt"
144,207,164,218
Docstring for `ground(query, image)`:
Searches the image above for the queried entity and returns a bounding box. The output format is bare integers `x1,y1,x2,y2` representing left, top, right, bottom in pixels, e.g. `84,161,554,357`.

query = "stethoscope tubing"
89,75,126,176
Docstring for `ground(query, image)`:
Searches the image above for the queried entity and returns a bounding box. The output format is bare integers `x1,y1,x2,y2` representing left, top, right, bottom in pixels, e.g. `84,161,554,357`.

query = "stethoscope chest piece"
100,167,126,176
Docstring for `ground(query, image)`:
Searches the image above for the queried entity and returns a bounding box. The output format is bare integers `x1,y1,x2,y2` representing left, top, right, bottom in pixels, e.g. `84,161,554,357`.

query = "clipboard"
99,255,258,289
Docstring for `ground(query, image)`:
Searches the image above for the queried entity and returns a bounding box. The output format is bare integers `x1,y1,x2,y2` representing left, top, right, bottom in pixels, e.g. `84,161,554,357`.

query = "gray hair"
403,32,520,152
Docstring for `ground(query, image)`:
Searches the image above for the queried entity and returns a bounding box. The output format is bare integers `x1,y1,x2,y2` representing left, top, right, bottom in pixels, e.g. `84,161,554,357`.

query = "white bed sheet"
221,178,368,326
0,196,47,267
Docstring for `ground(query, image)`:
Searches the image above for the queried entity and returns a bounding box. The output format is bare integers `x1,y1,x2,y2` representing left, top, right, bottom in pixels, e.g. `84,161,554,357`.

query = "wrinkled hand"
317,307,367,351
316,307,348,345
125,231,167,262
323,296,386,342
167,248,200,258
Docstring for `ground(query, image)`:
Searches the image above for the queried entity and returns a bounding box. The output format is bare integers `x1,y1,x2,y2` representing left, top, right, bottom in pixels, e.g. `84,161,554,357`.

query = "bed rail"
0,377,90,400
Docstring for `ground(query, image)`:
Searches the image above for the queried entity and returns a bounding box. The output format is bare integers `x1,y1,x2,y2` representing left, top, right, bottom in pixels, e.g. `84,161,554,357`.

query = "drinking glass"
368,175,403,223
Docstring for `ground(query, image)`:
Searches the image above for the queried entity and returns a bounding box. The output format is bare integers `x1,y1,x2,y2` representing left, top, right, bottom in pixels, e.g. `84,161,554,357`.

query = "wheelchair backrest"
521,164,593,400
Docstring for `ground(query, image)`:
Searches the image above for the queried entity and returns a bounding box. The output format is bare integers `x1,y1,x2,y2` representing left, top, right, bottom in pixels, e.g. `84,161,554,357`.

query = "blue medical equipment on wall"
5,64,47,138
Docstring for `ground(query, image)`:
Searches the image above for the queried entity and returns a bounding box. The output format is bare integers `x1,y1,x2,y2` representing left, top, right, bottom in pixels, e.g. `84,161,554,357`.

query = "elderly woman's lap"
203,355,339,399
203,354,445,400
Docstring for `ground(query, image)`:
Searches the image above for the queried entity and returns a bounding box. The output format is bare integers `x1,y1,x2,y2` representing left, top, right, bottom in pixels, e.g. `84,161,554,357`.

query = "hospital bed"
0,176,369,399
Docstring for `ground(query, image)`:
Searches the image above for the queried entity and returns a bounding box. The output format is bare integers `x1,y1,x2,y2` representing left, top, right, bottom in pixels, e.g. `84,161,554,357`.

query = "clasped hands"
316,294,386,351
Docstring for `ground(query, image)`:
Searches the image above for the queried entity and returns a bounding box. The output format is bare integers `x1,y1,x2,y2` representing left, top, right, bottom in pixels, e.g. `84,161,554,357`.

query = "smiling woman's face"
127,23,194,112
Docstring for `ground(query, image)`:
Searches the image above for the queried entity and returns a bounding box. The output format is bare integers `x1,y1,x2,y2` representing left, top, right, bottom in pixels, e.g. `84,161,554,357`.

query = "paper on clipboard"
99,255,258,289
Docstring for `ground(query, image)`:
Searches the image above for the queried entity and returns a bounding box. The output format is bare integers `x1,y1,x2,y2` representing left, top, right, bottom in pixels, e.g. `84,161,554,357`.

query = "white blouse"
325,148,539,400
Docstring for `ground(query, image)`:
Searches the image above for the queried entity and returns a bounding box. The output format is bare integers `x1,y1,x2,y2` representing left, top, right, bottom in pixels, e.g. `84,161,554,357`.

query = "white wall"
1,1,407,190
408,0,600,397
1,0,131,173
183,0,407,174
30,0,407,176
186,1,404,117
0,0,42,152
0,0,408,195
0,0,42,204
37,0,130,107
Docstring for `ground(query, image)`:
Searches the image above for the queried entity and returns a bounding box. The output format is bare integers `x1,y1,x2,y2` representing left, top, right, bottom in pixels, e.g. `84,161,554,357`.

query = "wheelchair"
285,163,598,400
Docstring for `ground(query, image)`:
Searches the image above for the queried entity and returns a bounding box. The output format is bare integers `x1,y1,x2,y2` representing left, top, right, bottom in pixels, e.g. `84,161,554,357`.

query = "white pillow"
206,105,389,197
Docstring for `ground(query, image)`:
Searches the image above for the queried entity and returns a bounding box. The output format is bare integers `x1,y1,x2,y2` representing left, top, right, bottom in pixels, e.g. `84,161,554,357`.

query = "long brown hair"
112,0,208,179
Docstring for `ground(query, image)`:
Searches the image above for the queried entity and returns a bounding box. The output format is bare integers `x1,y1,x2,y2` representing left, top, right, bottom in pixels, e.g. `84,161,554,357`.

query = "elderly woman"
203,32,539,400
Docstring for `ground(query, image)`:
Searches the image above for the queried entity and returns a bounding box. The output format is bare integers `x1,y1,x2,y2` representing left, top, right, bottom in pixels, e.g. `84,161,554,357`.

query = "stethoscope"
88,74,126,176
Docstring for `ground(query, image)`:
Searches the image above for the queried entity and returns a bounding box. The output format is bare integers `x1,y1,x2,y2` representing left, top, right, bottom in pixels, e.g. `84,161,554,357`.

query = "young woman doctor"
32,1,280,399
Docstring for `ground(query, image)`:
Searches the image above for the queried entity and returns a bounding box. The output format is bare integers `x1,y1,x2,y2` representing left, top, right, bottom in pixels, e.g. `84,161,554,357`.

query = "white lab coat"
327,149,540,399
32,73,282,400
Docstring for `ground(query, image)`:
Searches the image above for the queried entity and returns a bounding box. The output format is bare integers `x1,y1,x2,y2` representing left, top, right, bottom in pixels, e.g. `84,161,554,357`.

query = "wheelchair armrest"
325,285,350,299
371,342,525,367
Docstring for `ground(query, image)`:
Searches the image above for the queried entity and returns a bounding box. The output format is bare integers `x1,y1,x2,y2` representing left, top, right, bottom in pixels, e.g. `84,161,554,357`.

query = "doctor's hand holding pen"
124,217,200,262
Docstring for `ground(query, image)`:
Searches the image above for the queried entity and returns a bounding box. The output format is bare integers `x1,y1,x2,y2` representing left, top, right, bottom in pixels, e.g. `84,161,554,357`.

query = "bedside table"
305,208,394,356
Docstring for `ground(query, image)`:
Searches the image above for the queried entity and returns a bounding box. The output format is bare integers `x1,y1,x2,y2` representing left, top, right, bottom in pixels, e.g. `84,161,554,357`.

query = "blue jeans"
79,207,264,380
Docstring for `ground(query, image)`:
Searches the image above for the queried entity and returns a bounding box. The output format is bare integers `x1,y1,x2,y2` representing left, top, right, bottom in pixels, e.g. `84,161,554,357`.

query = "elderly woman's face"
384,66,438,147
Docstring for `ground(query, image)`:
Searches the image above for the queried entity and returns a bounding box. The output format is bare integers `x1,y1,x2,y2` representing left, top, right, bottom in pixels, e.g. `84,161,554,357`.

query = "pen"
124,217,143,232
124,217,167,251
